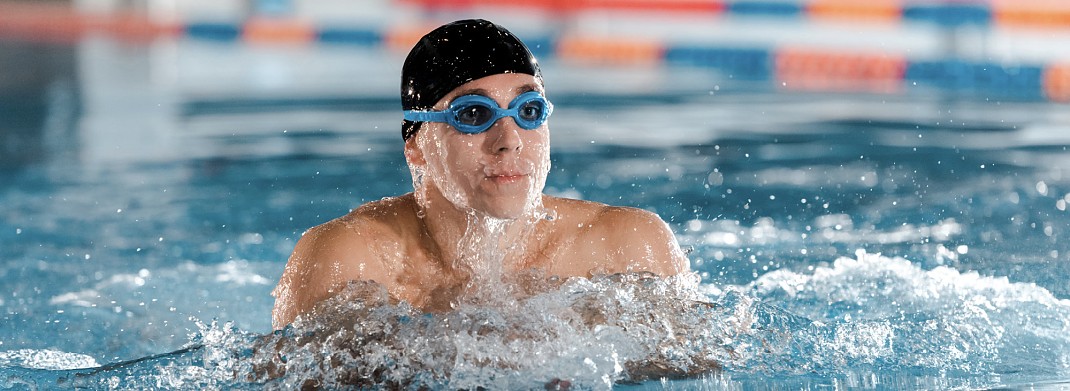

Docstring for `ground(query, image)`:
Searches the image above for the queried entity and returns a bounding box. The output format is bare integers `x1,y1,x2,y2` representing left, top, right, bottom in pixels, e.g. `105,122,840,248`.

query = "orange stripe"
992,0,1070,29
0,3,87,43
384,24,439,52
102,16,180,41
776,48,906,93
0,3,176,43
807,0,901,24
994,9,1070,29
242,18,315,44
1044,64,1070,102
557,36,664,66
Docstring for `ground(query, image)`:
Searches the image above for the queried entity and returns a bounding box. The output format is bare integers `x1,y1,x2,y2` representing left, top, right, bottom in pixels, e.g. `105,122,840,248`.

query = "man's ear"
404,136,426,166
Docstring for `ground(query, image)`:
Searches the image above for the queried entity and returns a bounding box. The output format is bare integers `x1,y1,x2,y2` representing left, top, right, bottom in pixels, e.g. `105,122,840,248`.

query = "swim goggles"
403,91,553,134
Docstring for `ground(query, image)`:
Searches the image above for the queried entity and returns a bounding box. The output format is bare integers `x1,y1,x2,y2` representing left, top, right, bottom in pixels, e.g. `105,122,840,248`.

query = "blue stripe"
184,22,242,41
902,4,991,27
317,28,381,46
727,1,803,18
905,60,1044,100
664,46,773,80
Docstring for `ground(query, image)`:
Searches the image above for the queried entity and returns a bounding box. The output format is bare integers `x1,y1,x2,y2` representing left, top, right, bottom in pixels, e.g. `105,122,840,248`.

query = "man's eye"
457,106,493,125
518,102,542,121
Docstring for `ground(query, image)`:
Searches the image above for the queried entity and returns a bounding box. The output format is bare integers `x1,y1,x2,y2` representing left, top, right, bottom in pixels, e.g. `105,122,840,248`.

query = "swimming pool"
3,23,1070,389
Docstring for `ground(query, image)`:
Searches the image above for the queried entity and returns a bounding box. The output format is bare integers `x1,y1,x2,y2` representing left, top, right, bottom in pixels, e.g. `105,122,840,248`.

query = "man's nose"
486,119,523,154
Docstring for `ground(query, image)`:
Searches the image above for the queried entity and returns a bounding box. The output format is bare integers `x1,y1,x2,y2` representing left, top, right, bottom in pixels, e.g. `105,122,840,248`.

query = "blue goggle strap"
403,109,449,123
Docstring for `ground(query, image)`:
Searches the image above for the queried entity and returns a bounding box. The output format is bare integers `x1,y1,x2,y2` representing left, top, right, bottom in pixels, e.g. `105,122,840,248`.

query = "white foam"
0,349,99,370
751,252,1070,310
750,251,1070,374
685,216,963,248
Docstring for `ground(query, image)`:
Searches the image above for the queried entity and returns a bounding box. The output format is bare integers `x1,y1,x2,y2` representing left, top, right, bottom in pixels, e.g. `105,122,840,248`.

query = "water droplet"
707,171,723,186
1036,181,1049,196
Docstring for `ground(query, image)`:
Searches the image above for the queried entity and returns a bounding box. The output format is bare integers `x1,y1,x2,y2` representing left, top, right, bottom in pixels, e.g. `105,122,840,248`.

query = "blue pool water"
2,37,1070,389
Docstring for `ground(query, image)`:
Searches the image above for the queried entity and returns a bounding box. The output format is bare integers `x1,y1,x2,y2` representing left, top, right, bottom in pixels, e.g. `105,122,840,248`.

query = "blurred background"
2,0,1069,168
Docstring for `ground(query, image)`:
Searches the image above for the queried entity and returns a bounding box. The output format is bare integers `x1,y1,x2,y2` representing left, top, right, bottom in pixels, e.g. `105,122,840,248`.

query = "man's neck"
415,184,544,278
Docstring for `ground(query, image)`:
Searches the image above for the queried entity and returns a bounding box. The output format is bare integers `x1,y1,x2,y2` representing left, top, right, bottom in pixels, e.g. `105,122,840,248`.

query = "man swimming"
271,19,689,329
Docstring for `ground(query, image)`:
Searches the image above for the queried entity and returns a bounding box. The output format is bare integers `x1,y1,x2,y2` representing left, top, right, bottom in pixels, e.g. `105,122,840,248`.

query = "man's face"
408,73,551,219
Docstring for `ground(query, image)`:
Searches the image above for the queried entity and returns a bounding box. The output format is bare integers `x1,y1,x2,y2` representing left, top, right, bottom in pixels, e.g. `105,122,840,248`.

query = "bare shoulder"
544,196,689,276
595,205,690,276
596,204,670,232
302,195,414,270
271,195,415,328
545,196,673,239
338,194,418,237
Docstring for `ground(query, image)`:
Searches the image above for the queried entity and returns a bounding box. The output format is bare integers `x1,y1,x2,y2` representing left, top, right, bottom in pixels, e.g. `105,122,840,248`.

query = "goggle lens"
517,100,545,123
455,105,496,127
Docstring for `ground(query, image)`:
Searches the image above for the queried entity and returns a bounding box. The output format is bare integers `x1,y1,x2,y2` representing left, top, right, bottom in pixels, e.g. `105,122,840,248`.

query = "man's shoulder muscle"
548,196,664,236
545,196,688,276
301,197,413,281
587,204,688,276
272,197,411,328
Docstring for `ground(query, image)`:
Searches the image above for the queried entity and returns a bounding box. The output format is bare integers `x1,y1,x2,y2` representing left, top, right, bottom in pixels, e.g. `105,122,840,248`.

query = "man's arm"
271,219,389,329
600,206,690,276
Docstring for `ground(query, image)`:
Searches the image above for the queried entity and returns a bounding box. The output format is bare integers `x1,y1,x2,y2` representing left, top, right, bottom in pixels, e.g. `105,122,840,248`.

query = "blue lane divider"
664,46,773,80
170,20,1064,102
184,22,242,41
317,27,381,46
727,1,804,18
902,4,992,27
905,60,1045,100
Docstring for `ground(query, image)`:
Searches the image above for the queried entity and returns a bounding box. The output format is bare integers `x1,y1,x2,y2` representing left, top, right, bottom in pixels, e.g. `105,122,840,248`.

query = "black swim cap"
401,19,542,141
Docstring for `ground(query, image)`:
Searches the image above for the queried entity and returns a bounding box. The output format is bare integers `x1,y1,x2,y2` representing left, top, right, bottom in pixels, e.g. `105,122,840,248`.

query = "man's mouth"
485,173,529,184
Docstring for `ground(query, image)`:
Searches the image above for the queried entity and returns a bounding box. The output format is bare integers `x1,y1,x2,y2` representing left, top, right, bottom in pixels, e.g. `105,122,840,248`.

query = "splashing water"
7,251,1068,389
749,251,1070,380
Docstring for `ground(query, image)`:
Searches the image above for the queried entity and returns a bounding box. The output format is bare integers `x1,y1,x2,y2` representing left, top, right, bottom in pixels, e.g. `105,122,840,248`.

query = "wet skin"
272,74,689,329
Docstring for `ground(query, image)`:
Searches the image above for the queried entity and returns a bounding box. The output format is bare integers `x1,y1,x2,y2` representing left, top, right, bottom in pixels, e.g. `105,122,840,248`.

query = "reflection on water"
0,40,81,168
2,35,1070,389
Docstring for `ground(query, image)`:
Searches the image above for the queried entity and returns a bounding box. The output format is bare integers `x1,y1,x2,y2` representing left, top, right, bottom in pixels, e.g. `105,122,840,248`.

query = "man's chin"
479,207,528,221
473,198,540,221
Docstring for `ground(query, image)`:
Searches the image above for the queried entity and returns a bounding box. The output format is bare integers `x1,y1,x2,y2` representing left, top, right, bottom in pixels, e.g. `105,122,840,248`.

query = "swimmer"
271,19,690,329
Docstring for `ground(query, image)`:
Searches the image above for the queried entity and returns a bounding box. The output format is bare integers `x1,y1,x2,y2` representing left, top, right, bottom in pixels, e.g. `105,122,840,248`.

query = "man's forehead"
440,75,543,103
451,84,539,99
